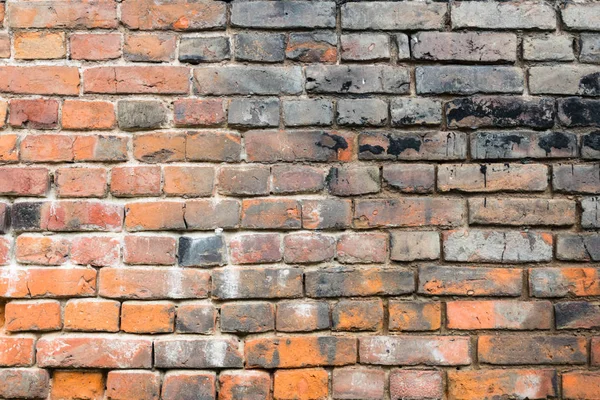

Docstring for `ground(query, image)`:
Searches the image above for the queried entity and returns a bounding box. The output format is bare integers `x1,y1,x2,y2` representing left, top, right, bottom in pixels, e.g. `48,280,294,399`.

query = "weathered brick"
583,131,600,159
241,198,301,229
178,235,225,267
121,0,226,30
333,368,384,400
117,100,168,131
106,370,160,400
123,235,177,265
438,163,548,192
221,302,275,333
121,301,175,334
14,31,65,59
390,370,443,400
558,98,600,127
530,267,600,298
6,300,61,332
553,164,600,194
164,166,214,197
336,233,387,264
306,65,409,94
557,233,600,262
283,99,333,127
284,233,335,264
391,98,442,126
0,167,48,196
582,197,600,228
413,32,517,62
70,236,119,267
232,1,335,28
125,201,185,231
0,66,79,95
382,164,435,193
448,370,557,400
174,99,226,127
419,265,522,297
133,132,185,164
111,166,161,197
185,199,240,230
276,300,330,332
16,235,69,265
273,165,326,194
0,336,35,366
179,36,230,63
341,2,446,30
235,33,285,63
37,336,152,368
70,33,121,60
212,267,302,299
162,371,216,400
452,1,555,30
563,372,600,400
469,198,576,226
523,35,574,61
286,33,337,63
154,338,243,368
99,267,209,299
73,134,128,162
389,301,441,332
556,302,600,329
246,336,356,368
20,134,73,163
51,371,105,400
10,99,59,129
478,335,587,365
354,198,465,228
336,99,388,126
446,96,555,129
0,134,19,162
229,233,281,265
333,299,383,331
360,336,471,366
8,0,117,28
0,369,49,399
581,34,600,63
64,299,120,332
530,65,600,95
194,66,302,95
186,131,241,162
447,300,552,330
358,131,467,161
176,302,216,334
84,66,189,94
0,267,97,299
306,267,414,298
390,231,439,261
417,66,524,94
328,166,380,196
62,100,115,131
302,199,353,230
562,2,600,31
471,131,577,159
275,368,329,400
341,33,390,61
228,98,280,127
124,33,176,62
219,371,271,400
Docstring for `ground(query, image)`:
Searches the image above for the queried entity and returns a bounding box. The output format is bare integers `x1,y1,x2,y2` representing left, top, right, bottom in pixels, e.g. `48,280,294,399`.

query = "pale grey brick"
341,33,390,61
228,98,280,127
523,35,574,61
341,2,446,30
553,164,600,194
391,98,442,126
306,65,409,94
582,197,600,228
234,33,285,63
179,36,230,64
336,99,388,126
557,233,600,262
529,66,600,96
117,100,167,130
283,99,333,127
194,66,303,95
391,231,440,261
395,34,410,60
581,34,600,64
232,1,336,28
562,3,600,31
452,1,556,30
412,32,517,62
471,131,577,160
416,66,524,95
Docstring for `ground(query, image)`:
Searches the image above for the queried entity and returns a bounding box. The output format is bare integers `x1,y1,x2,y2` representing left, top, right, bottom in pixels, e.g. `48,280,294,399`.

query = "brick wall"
0,0,598,399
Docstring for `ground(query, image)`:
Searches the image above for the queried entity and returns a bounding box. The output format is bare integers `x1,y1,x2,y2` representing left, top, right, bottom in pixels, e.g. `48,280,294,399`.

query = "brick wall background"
0,0,598,399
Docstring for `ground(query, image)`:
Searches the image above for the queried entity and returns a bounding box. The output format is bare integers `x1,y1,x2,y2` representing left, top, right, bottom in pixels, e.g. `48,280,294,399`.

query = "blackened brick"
178,236,226,267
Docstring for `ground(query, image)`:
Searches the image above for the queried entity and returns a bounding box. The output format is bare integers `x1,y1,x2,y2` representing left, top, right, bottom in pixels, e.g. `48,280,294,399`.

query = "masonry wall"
0,0,599,399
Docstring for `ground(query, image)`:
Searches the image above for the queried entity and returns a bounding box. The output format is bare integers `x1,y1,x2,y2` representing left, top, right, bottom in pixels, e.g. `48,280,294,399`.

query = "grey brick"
558,98,600,127
336,99,388,126
445,96,555,129
221,302,275,333
154,338,243,368
234,33,285,63
530,267,600,298
117,100,167,130
286,32,337,63
553,164,600,194
231,1,336,28
276,301,330,332
327,166,380,196
194,66,302,95
178,236,226,267
306,65,409,94
302,199,352,230
217,165,270,197
557,234,600,262
176,303,216,334
523,35,574,61
529,66,600,95
416,66,524,95
471,131,577,160
341,2,446,30
452,1,556,30
341,33,390,61
283,99,333,127
391,231,440,262
395,34,410,60
212,267,303,299
581,34,600,63
582,197,600,228
228,98,279,127
583,131,600,159
358,131,467,161
443,229,553,263
562,3,600,31
179,36,230,64
555,302,600,329
382,164,435,194
412,32,517,62
391,98,442,126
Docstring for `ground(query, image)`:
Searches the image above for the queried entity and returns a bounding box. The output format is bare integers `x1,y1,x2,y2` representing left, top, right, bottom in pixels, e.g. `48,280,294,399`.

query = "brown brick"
124,33,177,62
302,199,353,230
276,300,330,332
382,164,435,193
328,166,380,196
164,166,214,197
219,371,271,400
154,338,243,369
0,368,49,399
176,302,216,334
73,135,128,162
221,302,275,333
333,368,385,400
530,267,600,298
469,198,576,226
111,166,161,197
229,233,282,265
242,198,301,229
133,132,186,164
390,370,443,400
273,165,326,194
419,265,522,297
390,231,440,261
121,0,226,30
162,371,216,400
218,165,270,196
185,199,240,230
554,164,600,194
284,233,335,264
212,267,302,300
125,201,185,231
336,233,388,264
106,371,160,400
123,235,176,265
174,99,226,127
8,0,117,28
332,299,383,331
186,131,241,162
389,301,441,332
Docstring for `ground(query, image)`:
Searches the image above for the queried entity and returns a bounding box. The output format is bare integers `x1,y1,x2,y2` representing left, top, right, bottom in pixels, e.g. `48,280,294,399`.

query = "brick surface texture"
0,0,598,399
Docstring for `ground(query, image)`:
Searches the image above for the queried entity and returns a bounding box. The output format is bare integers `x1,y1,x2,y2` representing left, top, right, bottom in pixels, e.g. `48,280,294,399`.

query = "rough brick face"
0,1,595,397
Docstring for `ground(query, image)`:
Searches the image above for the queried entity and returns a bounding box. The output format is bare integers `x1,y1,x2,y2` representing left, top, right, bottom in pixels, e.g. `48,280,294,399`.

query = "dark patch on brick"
178,236,225,267
555,302,600,329
11,202,42,231
341,80,352,92
358,144,385,155
579,72,600,96
317,336,338,364
388,135,421,156
318,133,348,152
583,131,600,151
538,132,571,155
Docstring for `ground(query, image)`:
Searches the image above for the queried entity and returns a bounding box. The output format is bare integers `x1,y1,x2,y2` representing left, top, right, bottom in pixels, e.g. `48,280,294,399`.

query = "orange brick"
125,33,177,62
9,99,59,129
0,34,10,58
163,166,215,197
0,134,18,162
0,66,80,95
64,299,120,332
274,369,329,400
84,66,189,94
15,235,70,265
111,166,161,197
218,371,271,400
0,336,34,366
73,134,128,162
125,201,186,231
0,237,10,265
5,300,61,332
14,31,66,59
7,0,117,29
62,100,116,130
70,33,121,60
20,134,73,163
133,132,186,163
51,371,105,400
389,301,441,332
0,267,97,298
121,301,175,334
446,300,553,330
174,99,227,127
123,235,176,265
121,0,226,30
55,167,107,198
332,299,384,331
106,371,160,400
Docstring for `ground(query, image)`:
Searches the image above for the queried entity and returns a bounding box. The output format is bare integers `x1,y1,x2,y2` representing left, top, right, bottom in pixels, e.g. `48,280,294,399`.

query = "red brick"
125,33,177,62
164,166,214,197
272,165,326,194
284,232,335,263
121,0,226,30
10,99,59,129
51,371,105,400
70,236,119,267
37,201,123,232
446,300,553,330
62,100,116,130
390,370,443,400
111,166,161,197
0,134,19,162
37,336,152,368
383,164,435,193
162,371,216,400
174,99,226,127
133,132,186,164
0,167,48,196
64,299,120,332
5,300,61,332
0,66,79,95
0,267,97,298
332,299,383,331
15,235,70,265
70,33,122,60
0,336,35,366
20,134,73,162
333,368,385,400
389,301,441,332
84,66,189,94
106,370,160,400
274,368,329,400
7,0,117,28
55,167,107,198
241,198,301,229
336,233,388,263
73,134,128,162
276,300,330,332
125,201,185,231
0,368,49,399
218,371,271,400
0,34,9,58
99,267,209,299
121,301,175,334
563,372,600,400
123,235,177,265
229,233,282,264
217,165,270,196
0,237,10,265
14,31,66,59
186,130,241,162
